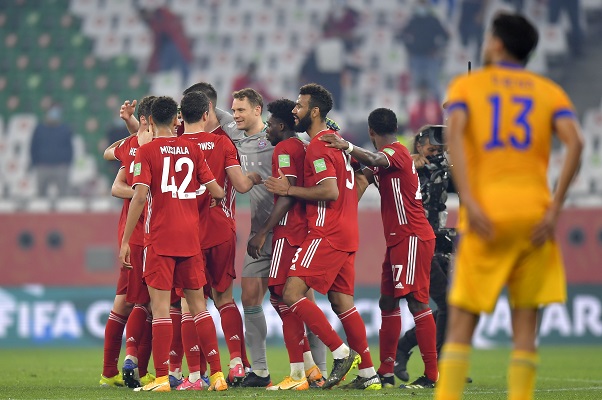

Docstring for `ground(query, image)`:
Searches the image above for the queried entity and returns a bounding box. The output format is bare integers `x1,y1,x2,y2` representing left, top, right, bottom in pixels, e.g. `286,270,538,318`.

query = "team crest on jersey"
133,163,141,176
313,158,327,173
258,139,267,149
383,148,395,156
278,154,290,168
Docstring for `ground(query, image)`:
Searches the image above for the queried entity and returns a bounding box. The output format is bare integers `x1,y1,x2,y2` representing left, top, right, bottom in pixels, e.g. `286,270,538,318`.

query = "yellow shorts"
449,219,566,314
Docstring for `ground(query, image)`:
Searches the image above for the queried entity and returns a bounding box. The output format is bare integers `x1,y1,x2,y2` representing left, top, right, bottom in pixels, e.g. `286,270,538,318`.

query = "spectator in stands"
458,0,488,62
396,0,449,101
549,0,583,57
322,0,362,51
140,6,193,87
30,103,73,198
231,62,274,104
409,81,444,133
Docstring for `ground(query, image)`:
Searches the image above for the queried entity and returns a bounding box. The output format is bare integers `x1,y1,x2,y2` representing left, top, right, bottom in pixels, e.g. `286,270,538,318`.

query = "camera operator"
394,125,458,383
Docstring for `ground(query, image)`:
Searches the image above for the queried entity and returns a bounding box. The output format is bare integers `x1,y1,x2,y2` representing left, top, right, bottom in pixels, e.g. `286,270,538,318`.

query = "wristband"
344,141,354,155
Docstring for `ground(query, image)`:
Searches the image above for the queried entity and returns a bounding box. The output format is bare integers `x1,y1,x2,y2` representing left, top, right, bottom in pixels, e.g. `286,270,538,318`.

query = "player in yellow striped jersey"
434,12,583,400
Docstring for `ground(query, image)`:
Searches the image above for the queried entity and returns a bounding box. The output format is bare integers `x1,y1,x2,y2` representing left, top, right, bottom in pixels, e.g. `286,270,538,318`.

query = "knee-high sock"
413,308,438,381
290,297,344,353
102,311,127,378
218,302,244,361
271,297,304,364
194,311,222,375
151,318,173,378
306,327,327,375
377,308,401,375
181,312,200,374
125,305,148,360
508,350,538,400
231,302,250,368
243,305,268,372
338,307,374,371
434,343,470,400
169,309,183,375
138,314,153,376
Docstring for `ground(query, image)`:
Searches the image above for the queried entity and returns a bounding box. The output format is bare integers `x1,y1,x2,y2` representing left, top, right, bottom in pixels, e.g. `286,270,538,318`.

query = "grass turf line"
1,345,601,399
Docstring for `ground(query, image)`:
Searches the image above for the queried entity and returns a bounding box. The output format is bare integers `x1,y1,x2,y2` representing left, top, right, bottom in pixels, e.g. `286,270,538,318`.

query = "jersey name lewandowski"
304,130,358,252
132,136,216,257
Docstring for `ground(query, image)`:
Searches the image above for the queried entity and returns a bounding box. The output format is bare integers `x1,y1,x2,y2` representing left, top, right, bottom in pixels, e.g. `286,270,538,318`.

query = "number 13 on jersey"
486,94,533,151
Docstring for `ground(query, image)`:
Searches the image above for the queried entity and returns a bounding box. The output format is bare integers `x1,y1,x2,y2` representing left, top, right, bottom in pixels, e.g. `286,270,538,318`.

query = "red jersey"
370,142,435,246
181,128,239,248
132,136,216,257
272,136,307,246
114,136,144,246
304,130,358,252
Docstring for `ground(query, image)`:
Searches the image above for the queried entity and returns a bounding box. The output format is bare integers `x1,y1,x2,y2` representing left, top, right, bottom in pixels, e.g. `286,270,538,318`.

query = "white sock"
254,369,269,378
169,368,183,380
124,355,138,364
358,367,376,378
290,362,305,381
303,351,315,371
229,357,243,369
332,344,350,360
188,371,200,383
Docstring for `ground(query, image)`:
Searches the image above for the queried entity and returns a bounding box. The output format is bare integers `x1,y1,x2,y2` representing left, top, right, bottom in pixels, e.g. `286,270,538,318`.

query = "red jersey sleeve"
379,145,405,170
306,141,337,185
275,139,301,178
132,146,152,188
113,137,130,162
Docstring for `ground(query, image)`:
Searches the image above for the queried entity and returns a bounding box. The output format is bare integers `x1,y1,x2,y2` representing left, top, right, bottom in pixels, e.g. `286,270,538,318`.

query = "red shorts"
288,237,355,296
381,236,435,303
126,244,150,304
268,237,299,298
202,233,236,293
115,268,128,296
142,245,206,291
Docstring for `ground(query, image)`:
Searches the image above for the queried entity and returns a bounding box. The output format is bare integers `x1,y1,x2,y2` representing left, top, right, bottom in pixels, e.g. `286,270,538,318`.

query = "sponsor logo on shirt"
383,148,395,156
278,154,290,168
313,158,327,173
134,163,141,176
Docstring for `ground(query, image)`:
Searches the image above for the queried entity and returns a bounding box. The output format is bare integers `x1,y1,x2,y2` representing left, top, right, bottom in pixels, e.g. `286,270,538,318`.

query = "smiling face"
231,96,261,132
292,94,313,133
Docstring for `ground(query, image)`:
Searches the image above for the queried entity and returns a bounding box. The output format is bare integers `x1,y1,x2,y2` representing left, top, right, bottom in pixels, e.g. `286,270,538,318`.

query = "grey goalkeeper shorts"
242,231,273,278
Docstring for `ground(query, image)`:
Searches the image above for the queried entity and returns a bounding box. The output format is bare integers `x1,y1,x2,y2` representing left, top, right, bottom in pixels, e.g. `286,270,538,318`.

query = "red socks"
125,305,148,359
138,314,152,376
338,307,374,369
290,297,344,352
377,308,401,375
218,302,244,360
169,308,183,374
102,311,127,378
413,308,438,381
152,318,173,377
194,311,221,375
271,296,304,363
181,312,201,374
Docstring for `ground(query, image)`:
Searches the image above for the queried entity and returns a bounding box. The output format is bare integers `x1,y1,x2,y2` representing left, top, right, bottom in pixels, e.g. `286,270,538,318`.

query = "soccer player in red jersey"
248,99,323,390
103,95,156,388
177,89,260,389
119,96,227,392
265,84,380,391
320,108,439,389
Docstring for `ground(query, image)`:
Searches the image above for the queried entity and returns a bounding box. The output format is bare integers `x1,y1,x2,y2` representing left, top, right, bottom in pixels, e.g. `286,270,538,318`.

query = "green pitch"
2,345,601,399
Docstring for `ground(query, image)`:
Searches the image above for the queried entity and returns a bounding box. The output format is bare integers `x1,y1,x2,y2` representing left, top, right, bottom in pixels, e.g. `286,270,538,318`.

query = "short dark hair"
368,108,398,136
267,99,296,131
180,91,210,124
183,82,218,109
232,88,263,110
491,12,538,64
151,96,178,127
299,83,333,120
137,95,156,120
